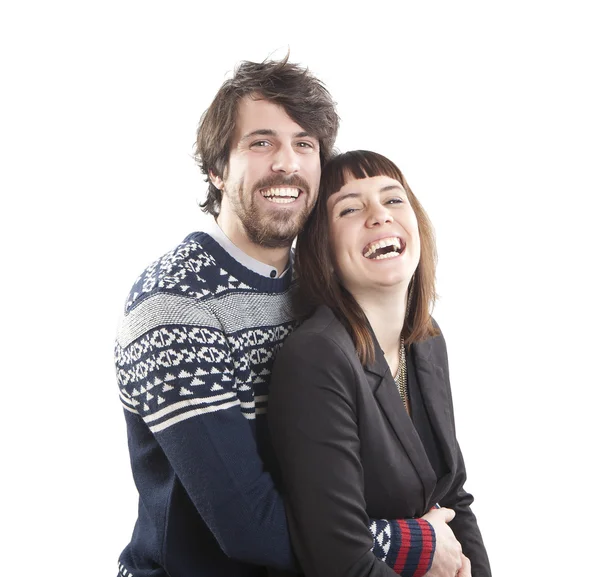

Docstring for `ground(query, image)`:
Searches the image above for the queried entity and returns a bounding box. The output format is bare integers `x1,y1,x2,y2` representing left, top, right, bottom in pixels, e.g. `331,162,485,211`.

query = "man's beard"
228,175,314,249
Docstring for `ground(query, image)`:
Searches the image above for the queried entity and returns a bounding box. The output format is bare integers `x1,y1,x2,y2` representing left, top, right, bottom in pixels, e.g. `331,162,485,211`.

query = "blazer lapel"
411,339,457,498
365,349,437,511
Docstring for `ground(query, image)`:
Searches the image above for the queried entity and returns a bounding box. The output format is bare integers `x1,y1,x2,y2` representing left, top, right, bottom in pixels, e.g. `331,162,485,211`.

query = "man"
115,56,449,577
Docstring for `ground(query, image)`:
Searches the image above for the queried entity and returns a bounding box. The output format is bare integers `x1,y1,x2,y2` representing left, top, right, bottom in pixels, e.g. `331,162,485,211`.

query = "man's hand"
421,507,462,577
457,554,471,577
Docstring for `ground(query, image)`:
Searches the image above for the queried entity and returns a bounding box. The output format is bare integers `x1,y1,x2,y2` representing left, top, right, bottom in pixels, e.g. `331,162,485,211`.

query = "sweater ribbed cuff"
388,518,436,577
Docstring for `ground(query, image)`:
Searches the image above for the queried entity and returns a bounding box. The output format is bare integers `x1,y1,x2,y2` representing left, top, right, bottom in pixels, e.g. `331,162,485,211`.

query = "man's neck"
216,214,291,276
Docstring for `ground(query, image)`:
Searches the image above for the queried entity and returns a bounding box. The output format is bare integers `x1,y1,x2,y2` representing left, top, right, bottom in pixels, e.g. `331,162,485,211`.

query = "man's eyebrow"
240,129,276,142
239,129,317,142
294,131,315,139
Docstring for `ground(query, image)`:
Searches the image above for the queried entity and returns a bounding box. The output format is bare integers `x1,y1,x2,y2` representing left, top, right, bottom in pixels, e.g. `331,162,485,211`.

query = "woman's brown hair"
295,150,439,364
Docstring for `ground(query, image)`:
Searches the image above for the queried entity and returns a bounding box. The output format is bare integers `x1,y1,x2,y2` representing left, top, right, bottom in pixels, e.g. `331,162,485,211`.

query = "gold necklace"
393,337,409,413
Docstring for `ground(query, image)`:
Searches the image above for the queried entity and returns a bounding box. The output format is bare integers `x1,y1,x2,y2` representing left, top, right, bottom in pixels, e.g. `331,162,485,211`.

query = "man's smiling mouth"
260,187,302,204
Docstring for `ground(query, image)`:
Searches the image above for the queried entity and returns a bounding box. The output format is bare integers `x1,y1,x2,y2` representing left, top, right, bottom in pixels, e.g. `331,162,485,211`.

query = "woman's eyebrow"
331,184,405,206
329,192,361,208
379,184,404,193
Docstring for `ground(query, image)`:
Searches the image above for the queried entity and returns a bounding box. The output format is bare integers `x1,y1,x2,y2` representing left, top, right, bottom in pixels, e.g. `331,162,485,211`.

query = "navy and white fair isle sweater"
115,232,435,577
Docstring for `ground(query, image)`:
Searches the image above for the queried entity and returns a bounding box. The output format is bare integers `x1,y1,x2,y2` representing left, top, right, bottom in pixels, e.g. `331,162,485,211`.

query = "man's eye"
297,142,314,149
251,141,270,148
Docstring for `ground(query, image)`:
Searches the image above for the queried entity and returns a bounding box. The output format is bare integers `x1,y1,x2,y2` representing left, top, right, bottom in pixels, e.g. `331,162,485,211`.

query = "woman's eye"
339,207,357,217
386,197,404,205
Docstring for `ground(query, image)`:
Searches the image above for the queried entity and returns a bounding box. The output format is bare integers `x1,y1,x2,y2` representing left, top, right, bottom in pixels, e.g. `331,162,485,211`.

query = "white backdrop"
1,1,598,575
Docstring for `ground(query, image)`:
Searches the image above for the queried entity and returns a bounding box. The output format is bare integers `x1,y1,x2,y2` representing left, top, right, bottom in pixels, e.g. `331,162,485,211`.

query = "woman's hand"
421,507,462,577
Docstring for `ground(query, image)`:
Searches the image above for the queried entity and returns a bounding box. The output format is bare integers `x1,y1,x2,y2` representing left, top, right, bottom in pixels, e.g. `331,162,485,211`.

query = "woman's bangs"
320,151,403,198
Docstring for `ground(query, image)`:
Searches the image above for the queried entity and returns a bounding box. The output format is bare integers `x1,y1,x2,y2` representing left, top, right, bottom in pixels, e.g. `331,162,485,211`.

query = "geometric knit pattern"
370,518,393,561
369,518,436,577
115,231,434,577
116,234,296,432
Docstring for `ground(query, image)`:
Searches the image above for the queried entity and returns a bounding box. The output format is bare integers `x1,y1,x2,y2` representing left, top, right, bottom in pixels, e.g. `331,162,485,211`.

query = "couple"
115,56,491,577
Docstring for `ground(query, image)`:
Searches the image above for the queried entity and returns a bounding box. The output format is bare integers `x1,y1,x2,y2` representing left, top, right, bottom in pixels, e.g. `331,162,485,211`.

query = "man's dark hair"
195,54,339,217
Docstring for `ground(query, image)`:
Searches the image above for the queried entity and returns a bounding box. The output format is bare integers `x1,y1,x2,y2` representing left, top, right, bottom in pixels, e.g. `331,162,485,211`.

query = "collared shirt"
204,218,291,279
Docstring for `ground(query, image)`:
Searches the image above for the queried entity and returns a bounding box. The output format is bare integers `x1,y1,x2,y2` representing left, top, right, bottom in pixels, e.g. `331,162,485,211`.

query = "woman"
268,151,491,577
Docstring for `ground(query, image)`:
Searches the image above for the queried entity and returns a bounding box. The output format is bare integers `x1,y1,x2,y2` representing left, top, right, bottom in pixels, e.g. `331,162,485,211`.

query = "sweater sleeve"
116,292,296,570
268,330,435,577
368,519,435,576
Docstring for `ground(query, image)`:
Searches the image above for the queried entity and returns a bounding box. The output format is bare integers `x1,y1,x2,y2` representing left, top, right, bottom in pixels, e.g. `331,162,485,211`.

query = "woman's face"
326,175,421,297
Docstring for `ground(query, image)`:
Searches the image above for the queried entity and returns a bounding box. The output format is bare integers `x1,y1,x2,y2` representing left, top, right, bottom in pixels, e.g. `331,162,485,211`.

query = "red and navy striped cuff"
387,518,436,577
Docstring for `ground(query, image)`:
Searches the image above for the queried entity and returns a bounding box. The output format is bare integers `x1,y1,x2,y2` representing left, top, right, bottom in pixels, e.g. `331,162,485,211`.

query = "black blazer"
268,305,491,577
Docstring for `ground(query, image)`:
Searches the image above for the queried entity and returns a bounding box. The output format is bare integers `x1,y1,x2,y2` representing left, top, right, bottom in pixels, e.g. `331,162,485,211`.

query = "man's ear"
209,171,224,191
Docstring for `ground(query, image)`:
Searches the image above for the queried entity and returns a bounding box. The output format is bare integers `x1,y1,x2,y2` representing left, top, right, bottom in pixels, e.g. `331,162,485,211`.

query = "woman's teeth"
363,237,402,259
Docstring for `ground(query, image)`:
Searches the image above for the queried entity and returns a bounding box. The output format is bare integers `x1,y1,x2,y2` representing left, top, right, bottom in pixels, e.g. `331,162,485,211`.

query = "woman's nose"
366,205,393,227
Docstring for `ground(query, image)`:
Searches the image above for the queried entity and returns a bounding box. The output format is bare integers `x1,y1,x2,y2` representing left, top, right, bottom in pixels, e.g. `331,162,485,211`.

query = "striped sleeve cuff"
388,518,436,577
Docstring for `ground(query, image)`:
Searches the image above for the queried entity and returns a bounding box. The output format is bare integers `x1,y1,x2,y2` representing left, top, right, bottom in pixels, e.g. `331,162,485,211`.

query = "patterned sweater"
115,232,435,577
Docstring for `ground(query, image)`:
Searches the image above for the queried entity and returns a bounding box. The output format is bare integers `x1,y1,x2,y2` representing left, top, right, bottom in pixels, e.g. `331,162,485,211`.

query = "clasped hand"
421,508,470,577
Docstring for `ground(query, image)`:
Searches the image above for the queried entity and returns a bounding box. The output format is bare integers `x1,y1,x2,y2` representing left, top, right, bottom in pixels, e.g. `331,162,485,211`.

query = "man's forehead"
233,96,315,141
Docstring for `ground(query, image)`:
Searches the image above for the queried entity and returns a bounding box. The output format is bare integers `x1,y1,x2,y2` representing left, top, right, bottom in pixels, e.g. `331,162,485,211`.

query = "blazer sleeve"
268,330,433,577
442,446,491,577
434,327,492,577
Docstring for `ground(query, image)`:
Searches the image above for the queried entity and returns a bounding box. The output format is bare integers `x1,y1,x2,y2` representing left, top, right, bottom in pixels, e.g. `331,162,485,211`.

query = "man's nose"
272,144,300,174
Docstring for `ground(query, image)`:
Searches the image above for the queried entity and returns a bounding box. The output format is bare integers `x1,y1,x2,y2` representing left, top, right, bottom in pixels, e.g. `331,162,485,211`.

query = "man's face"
212,96,321,249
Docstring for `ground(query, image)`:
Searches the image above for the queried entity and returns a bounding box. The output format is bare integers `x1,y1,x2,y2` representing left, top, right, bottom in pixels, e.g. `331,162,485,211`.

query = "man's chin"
250,227,299,249
244,218,303,249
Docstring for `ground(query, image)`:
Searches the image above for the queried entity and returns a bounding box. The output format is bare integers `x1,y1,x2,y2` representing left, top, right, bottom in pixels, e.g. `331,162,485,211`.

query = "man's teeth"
260,187,300,203
363,237,402,259
267,197,295,204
